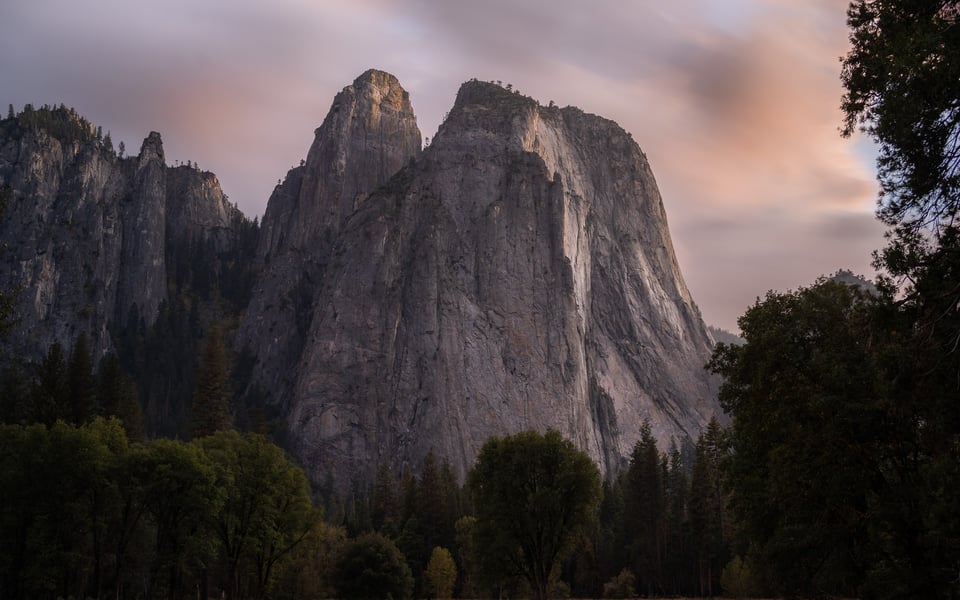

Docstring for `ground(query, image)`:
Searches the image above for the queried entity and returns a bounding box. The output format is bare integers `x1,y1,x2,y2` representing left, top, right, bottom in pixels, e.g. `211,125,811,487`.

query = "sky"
0,0,885,332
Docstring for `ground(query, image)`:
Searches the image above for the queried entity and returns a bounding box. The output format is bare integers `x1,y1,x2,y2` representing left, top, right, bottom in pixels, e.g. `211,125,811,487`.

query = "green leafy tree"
467,429,601,600
424,546,457,599
0,418,129,599
272,521,345,600
190,326,231,437
127,438,223,598
708,279,899,597
455,516,479,597
198,430,319,600
333,532,413,600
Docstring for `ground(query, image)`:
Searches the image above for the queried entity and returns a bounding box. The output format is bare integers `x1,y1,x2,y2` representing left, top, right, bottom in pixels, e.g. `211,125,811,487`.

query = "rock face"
0,107,246,363
237,69,422,411
240,73,719,487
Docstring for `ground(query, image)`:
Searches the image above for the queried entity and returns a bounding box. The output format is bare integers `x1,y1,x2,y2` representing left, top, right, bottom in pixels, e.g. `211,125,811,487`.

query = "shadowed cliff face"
242,74,720,488
0,111,246,364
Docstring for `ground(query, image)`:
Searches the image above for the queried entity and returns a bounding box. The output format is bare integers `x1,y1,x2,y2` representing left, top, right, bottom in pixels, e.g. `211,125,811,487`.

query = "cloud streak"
0,0,883,331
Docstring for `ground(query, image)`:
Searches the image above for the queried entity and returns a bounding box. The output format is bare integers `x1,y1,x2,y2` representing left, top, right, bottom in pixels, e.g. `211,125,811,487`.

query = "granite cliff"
239,71,720,487
0,105,253,433
237,70,421,413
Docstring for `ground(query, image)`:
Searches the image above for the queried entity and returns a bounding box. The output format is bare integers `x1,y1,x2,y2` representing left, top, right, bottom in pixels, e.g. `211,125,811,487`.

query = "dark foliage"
333,533,413,600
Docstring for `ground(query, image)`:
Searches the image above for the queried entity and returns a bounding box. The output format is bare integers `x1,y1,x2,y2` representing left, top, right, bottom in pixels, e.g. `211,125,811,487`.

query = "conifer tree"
190,326,231,437
32,341,68,425
372,462,399,535
67,333,95,424
624,420,664,596
97,353,123,418
689,417,726,597
119,379,144,441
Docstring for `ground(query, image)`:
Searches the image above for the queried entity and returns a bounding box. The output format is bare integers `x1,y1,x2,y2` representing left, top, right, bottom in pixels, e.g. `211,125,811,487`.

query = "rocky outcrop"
116,132,167,327
241,74,720,488
166,165,244,252
236,69,422,411
0,107,246,364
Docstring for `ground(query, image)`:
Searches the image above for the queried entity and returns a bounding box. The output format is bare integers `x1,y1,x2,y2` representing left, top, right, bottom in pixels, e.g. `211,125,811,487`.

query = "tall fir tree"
689,417,727,597
624,420,664,596
32,341,68,425
190,326,231,437
67,333,95,425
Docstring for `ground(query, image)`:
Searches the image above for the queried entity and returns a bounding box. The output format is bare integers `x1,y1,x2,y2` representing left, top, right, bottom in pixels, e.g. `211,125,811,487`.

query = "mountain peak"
138,131,164,165
353,68,401,88
451,78,538,115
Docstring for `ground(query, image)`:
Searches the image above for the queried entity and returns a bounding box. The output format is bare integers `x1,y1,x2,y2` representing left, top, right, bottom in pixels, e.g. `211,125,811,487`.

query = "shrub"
602,568,636,598
721,554,762,598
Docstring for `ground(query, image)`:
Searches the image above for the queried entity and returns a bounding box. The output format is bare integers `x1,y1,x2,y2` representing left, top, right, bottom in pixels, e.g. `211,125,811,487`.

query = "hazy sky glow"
1,0,885,331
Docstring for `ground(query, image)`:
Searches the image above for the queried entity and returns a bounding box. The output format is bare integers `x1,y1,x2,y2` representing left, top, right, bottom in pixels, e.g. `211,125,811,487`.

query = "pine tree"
418,449,443,551
624,420,664,596
67,333,95,424
372,462,399,535
190,326,231,437
662,442,688,595
689,417,726,597
32,341,68,425
119,378,143,441
97,353,123,418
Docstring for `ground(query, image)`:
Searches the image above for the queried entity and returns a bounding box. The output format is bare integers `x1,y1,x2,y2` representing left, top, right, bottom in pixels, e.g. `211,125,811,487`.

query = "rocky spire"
258,69,422,258
116,132,167,326
237,69,422,412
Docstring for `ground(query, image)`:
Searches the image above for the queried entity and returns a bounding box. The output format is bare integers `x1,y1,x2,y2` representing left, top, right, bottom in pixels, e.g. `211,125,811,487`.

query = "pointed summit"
138,131,164,166
238,70,421,413
258,69,421,257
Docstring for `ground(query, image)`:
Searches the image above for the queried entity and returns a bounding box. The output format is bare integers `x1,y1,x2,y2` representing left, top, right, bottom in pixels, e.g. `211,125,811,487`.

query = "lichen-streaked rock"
242,74,720,488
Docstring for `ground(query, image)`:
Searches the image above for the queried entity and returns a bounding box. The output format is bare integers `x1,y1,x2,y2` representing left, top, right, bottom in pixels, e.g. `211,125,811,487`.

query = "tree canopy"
333,532,413,600
467,429,601,600
842,0,960,233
